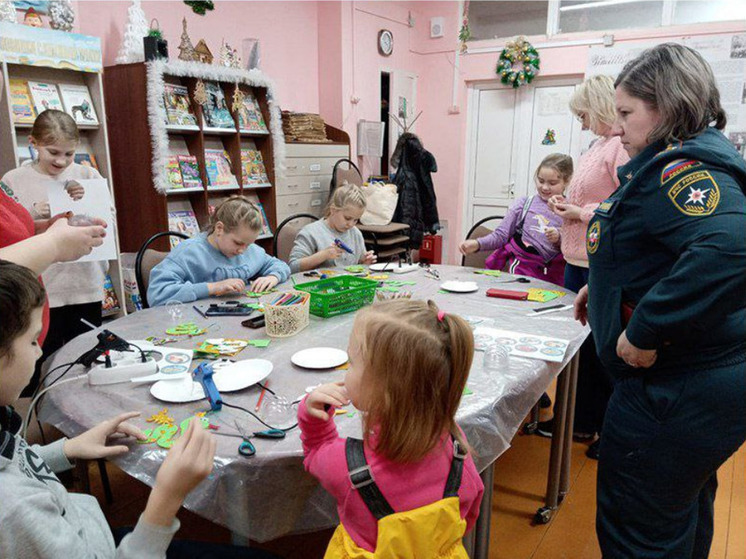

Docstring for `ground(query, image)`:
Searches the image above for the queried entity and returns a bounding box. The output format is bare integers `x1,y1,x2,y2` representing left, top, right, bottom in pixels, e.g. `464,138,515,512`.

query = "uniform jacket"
587,128,746,379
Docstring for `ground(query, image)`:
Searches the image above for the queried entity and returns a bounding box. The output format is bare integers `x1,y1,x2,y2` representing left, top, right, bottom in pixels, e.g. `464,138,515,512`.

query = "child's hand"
209,278,246,296
553,202,582,221
458,240,479,255
360,250,377,265
306,382,350,421
547,194,566,213
65,180,85,201
63,411,145,460
249,275,279,293
323,244,344,260
545,227,560,244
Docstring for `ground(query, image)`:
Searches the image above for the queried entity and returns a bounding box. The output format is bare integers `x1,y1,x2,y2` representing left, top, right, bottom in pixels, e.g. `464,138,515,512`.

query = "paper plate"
150,376,205,404
368,262,396,272
440,281,479,293
291,347,348,369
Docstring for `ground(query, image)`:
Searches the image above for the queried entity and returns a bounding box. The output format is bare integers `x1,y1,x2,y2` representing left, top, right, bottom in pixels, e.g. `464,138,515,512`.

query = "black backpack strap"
345,438,395,520
514,195,534,238
443,437,468,498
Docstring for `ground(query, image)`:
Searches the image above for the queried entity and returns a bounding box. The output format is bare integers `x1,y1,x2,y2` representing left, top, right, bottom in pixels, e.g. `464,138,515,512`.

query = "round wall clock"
378,29,393,56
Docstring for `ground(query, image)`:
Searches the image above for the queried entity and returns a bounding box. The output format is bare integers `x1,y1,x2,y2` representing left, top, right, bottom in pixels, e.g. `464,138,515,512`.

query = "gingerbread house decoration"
193,39,213,64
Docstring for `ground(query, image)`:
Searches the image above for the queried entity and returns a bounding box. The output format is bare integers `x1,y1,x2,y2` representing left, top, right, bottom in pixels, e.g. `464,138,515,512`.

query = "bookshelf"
103,60,285,254
0,23,126,319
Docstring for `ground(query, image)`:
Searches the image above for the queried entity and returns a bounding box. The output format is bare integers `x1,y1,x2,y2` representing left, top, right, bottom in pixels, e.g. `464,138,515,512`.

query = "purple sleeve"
476,197,525,252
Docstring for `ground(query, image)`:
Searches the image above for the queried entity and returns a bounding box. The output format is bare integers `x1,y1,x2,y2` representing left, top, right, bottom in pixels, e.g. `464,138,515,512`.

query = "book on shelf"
9,79,36,124
237,92,267,132
204,149,238,188
102,274,121,317
167,209,201,248
165,156,183,189
255,201,272,236
17,145,33,165
202,82,235,129
240,149,270,186
163,84,198,127
27,81,64,114
177,155,202,189
75,153,99,170
58,83,99,125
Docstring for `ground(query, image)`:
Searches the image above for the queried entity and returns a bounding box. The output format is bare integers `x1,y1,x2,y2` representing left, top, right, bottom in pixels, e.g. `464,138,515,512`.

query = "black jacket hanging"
391,133,439,249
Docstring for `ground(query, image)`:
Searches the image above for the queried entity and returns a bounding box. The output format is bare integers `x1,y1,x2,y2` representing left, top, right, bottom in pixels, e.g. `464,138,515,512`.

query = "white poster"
47,178,117,262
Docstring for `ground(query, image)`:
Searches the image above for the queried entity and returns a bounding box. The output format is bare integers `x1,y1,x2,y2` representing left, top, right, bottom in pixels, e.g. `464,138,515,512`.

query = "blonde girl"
299,300,484,557
147,195,290,306
288,183,376,273
0,109,108,394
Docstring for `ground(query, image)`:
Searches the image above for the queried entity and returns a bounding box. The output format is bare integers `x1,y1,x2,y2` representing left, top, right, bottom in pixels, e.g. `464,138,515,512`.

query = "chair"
135,231,190,309
330,158,363,195
273,213,319,263
461,215,504,268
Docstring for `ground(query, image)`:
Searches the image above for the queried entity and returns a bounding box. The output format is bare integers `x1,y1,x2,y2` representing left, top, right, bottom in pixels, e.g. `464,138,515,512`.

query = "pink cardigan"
561,136,629,266
299,398,484,552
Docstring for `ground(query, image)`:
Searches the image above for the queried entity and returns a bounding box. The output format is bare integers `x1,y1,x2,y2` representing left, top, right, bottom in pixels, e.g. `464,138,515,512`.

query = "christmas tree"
115,0,148,64
178,17,195,61
49,0,74,32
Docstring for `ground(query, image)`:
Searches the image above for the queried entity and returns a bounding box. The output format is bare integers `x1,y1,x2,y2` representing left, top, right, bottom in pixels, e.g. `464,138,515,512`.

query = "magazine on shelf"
167,209,201,248
237,92,267,132
28,81,63,114
240,149,270,186
205,149,238,187
255,201,272,236
177,155,202,188
163,84,198,126
75,153,99,170
202,82,235,128
9,79,36,124
102,274,121,317
58,83,99,125
165,156,183,189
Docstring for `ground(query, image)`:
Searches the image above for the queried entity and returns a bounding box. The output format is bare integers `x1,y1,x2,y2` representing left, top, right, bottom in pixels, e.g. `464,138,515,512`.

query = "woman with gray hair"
574,43,746,558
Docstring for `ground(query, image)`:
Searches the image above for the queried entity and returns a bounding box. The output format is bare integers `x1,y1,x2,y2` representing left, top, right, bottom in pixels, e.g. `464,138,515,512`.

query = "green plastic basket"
295,275,379,318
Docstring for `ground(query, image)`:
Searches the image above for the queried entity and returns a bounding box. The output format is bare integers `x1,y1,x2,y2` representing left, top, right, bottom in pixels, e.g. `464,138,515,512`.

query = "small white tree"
0,1,16,24
49,0,75,32
115,0,148,64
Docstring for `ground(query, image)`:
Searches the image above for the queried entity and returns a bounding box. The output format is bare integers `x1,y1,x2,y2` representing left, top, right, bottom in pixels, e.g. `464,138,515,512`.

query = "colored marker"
334,238,354,254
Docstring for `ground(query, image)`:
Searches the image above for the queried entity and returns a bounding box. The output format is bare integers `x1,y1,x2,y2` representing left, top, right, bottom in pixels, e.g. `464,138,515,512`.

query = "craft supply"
166,322,206,336
474,270,502,277
255,380,269,412
194,338,249,357
440,281,479,293
473,326,570,363
496,277,531,284
193,362,222,411
463,387,474,396
248,339,271,347
334,238,354,254
526,288,565,303
264,290,310,337
486,288,528,300
246,288,277,298
295,276,378,318
291,347,349,369
344,265,365,274
145,336,178,346
527,303,574,317
147,408,174,425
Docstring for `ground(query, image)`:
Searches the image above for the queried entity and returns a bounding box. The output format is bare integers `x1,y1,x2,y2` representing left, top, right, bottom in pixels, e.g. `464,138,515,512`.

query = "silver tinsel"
49,0,75,32
0,1,16,24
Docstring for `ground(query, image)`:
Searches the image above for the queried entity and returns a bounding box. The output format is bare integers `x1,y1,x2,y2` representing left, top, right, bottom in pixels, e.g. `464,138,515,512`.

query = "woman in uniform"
574,43,746,558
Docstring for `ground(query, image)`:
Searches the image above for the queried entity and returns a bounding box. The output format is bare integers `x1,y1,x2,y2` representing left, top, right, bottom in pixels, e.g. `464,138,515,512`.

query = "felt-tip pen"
334,238,354,254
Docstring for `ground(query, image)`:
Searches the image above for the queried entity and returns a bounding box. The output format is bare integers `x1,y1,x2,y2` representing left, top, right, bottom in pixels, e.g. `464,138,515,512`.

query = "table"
40,266,588,556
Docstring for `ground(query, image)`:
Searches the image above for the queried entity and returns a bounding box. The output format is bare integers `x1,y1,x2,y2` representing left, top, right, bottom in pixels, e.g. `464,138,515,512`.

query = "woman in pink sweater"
542,76,629,458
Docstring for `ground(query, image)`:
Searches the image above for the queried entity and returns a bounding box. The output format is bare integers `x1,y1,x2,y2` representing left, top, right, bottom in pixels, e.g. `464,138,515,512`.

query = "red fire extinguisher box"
419,235,442,264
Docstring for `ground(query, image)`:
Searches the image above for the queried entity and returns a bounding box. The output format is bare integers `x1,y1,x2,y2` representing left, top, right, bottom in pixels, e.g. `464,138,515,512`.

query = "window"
672,0,746,25
468,1,549,41
558,0,664,34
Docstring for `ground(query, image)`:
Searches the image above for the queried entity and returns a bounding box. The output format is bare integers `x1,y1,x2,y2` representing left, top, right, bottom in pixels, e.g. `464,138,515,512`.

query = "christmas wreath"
496,36,540,88
184,1,214,15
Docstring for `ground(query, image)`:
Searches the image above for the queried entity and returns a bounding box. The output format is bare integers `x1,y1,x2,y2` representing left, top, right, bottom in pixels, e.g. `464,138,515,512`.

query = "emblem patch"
587,221,601,254
667,171,720,216
660,159,701,184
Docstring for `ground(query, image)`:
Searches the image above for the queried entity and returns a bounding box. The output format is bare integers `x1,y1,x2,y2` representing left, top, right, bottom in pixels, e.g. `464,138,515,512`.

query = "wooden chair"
461,215,504,268
135,231,190,309
273,214,319,263
330,158,363,194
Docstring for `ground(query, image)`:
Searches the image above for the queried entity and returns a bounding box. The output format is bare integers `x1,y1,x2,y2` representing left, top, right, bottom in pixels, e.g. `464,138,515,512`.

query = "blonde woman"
288,184,376,273
540,76,630,457
575,44,746,558
147,196,290,306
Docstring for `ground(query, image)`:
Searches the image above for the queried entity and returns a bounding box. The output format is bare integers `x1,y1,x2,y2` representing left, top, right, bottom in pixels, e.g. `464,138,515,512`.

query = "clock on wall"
378,29,394,56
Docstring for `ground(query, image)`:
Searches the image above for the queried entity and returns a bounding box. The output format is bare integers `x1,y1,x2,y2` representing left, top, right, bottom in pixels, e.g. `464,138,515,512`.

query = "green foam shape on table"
248,339,271,348
474,270,502,277
438,290,448,294
463,387,474,396
245,288,277,298
377,287,399,292
345,265,365,273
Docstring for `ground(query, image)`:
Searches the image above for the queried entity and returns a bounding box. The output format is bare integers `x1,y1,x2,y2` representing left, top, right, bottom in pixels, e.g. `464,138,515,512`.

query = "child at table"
148,195,290,306
288,183,376,273
458,153,573,286
299,299,484,556
1,110,109,393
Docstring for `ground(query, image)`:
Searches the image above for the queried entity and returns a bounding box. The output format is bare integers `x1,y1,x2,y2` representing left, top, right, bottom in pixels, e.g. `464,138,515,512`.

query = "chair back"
330,158,363,196
135,231,190,309
273,214,319,264
461,216,504,268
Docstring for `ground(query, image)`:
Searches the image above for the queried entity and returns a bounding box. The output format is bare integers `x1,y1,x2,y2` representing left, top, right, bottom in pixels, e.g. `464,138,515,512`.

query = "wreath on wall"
496,36,540,88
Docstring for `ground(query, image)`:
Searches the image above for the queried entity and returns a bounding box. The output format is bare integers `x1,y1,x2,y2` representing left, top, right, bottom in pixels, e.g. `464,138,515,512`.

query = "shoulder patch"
660,159,701,184
0,181,19,203
666,170,720,217
586,221,601,254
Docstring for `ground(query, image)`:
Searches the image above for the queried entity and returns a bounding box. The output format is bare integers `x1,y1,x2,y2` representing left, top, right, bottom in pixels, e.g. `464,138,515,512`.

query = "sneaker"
586,439,600,460
539,392,552,409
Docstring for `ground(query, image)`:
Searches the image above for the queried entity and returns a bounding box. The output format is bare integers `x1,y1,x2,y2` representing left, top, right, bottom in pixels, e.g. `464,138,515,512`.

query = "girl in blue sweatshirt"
148,196,290,307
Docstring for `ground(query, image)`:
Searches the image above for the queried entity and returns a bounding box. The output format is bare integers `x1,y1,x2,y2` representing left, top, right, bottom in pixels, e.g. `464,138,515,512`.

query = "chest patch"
660,159,701,184
586,221,601,254
667,170,720,217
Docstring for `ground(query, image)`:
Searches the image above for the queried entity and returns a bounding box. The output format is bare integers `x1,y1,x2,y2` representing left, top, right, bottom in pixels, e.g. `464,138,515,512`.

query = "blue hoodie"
147,234,290,306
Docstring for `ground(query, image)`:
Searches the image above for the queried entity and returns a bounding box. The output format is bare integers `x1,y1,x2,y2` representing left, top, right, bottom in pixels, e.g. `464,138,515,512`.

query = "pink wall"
76,1,321,112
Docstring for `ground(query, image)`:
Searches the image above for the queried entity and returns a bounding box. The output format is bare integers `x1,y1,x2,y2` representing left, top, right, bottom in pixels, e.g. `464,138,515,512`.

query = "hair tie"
437,310,446,322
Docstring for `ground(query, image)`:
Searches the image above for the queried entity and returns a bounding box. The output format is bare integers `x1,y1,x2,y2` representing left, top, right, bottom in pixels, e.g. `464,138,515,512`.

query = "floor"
80,421,746,558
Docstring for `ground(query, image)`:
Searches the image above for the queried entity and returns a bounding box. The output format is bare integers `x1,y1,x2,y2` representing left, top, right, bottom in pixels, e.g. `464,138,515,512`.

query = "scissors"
420,264,441,280
234,420,286,457
496,277,531,284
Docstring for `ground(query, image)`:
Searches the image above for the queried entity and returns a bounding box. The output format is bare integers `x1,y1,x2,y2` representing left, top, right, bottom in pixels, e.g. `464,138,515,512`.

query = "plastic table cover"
40,266,588,542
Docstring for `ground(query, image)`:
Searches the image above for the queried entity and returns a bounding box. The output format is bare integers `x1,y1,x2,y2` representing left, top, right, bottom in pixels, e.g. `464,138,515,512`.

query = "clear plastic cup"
165,299,184,324
483,343,510,373
68,214,95,227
